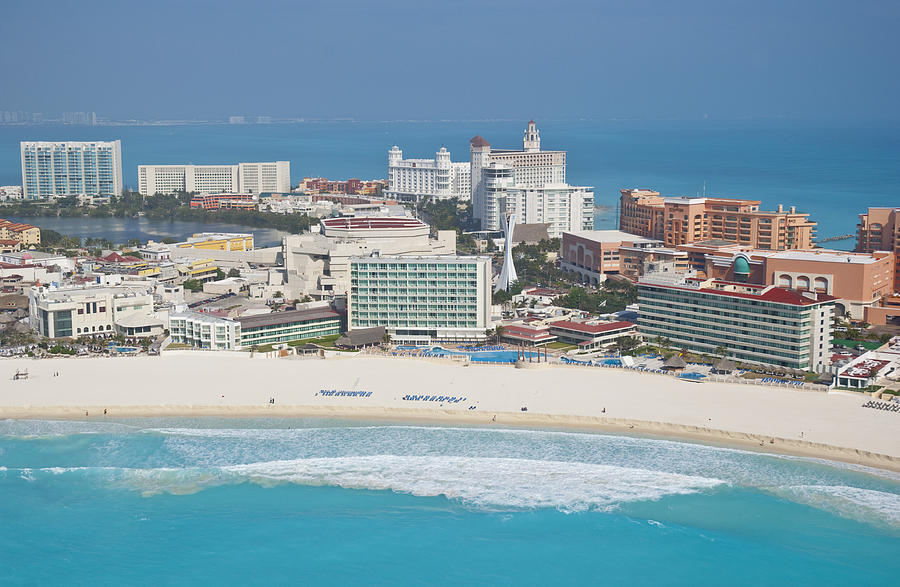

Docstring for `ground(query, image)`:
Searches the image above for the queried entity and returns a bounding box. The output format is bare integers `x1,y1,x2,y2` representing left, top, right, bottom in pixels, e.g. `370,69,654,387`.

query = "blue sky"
1,0,898,121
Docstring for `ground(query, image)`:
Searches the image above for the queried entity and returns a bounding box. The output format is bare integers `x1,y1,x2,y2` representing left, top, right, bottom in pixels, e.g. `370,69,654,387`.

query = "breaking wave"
5,456,726,512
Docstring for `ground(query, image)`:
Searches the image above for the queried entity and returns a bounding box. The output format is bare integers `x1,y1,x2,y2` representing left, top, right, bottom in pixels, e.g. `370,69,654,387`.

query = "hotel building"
21,140,123,200
169,307,342,350
348,255,492,344
504,184,594,238
284,217,457,299
385,146,470,202
637,276,835,371
619,189,817,250
138,161,290,196
471,121,586,232
856,207,900,292
29,283,163,339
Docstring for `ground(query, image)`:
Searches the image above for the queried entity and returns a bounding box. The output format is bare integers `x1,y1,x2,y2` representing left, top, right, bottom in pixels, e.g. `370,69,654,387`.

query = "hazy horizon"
2,0,899,123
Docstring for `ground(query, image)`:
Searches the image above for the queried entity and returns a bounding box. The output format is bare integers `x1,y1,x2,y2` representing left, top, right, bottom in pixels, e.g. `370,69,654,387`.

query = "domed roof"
733,256,750,274
470,135,490,147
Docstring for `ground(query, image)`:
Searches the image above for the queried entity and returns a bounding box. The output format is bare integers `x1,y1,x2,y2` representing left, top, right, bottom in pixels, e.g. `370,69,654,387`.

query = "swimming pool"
677,372,707,380
393,346,522,363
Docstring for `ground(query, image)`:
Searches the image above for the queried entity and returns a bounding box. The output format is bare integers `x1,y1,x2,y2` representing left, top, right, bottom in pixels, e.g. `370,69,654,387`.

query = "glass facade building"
349,255,492,344
638,277,834,371
21,140,123,200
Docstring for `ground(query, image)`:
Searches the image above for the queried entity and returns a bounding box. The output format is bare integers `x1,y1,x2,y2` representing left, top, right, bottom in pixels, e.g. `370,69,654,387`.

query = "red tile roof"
550,320,635,335
470,135,490,147
642,280,836,306
98,252,142,263
502,324,556,341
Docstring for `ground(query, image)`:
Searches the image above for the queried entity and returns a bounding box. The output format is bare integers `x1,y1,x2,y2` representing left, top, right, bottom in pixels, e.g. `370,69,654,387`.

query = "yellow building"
0,219,41,246
176,232,254,252
177,258,219,281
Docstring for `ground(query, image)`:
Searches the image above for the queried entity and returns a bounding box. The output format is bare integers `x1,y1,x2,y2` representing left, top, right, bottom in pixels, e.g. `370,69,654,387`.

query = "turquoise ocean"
1,418,898,584
2,120,899,248
1,121,899,582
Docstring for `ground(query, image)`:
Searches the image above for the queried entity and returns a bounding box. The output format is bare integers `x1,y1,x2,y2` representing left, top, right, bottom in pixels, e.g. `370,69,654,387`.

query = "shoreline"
2,404,898,474
2,353,898,474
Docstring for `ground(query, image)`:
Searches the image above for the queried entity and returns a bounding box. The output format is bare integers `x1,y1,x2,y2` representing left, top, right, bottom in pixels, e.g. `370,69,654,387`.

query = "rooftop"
565,230,661,244
549,320,635,335
237,307,340,329
839,358,891,379
640,278,837,306
767,249,886,265
320,217,427,230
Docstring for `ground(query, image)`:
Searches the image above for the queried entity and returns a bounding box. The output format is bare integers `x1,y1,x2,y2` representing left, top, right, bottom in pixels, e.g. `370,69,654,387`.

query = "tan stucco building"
619,190,816,250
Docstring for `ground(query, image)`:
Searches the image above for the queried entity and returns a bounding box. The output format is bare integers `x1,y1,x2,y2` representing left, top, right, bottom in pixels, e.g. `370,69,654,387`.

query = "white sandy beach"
2,352,898,471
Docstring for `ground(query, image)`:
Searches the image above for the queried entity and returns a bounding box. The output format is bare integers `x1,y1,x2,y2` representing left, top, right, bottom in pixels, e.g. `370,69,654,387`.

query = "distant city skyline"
2,0,899,123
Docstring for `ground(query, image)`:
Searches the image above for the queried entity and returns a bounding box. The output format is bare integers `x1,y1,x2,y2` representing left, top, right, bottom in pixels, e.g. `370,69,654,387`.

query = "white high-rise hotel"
470,121,594,236
20,140,123,200
138,161,290,196
385,147,470,202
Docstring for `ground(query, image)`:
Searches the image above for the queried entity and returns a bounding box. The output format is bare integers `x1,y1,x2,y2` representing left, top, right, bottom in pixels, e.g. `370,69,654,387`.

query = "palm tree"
715,345,727,358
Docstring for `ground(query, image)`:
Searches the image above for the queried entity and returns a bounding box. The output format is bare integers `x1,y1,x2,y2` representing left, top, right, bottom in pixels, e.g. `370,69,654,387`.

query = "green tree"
182,279,203,292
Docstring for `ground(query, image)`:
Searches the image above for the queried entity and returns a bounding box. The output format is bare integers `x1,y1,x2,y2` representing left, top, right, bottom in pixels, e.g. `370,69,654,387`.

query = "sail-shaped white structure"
494,213,518,292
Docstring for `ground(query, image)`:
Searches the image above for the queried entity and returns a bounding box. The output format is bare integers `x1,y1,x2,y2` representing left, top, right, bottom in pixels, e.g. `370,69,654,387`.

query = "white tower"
523,120,541,152
495,213,518,293
388,145,403,165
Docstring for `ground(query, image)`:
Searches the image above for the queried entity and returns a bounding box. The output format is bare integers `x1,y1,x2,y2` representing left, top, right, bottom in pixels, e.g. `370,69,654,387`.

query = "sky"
1,0,899,122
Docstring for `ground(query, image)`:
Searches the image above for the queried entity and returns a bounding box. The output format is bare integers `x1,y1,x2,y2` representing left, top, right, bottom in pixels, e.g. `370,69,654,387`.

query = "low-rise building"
189,193,258,210
499,323,557,346
0,250,73,272
548,320,638,350
169,307,342,350
169,312,241,350
637,276,835,371
348,255,493,344
29,283,161,339
237,307,341,348
0,219,40,246
560,230,677,284
175,233,254,252
0,239,21,253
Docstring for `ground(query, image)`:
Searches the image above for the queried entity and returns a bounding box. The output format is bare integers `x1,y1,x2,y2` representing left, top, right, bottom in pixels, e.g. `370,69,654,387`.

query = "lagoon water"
2,120,899,247
2,215,289,248
1,418,898,584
